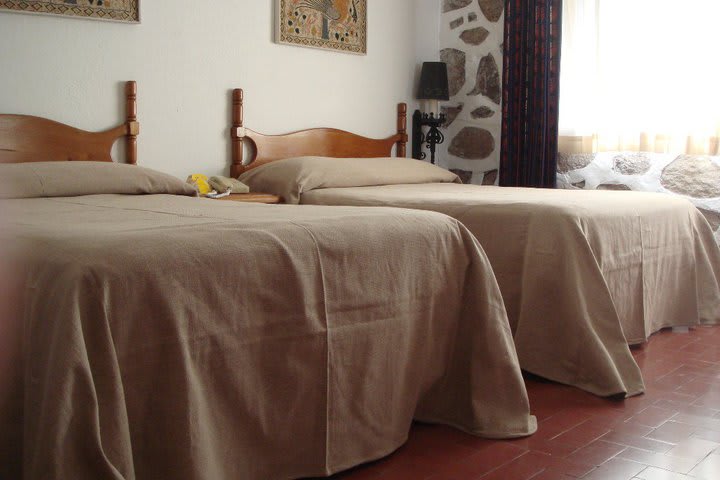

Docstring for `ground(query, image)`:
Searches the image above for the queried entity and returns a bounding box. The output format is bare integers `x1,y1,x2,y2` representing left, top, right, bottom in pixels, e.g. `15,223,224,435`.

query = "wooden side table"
214,193,282,204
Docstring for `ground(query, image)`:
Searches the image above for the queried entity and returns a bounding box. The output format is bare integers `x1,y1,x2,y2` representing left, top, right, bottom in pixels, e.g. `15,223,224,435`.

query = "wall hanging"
276,0,366,55
0,1,139,23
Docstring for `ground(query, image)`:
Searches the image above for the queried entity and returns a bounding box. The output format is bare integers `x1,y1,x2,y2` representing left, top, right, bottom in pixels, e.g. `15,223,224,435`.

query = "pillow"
0,161,197,199
238,156,460,204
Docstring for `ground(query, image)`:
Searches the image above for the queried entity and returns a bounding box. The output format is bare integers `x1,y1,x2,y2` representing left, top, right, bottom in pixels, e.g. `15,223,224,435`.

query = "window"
559,0,720,155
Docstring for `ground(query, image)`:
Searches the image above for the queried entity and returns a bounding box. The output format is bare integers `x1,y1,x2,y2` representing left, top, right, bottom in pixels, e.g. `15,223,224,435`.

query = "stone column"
439,0,505,185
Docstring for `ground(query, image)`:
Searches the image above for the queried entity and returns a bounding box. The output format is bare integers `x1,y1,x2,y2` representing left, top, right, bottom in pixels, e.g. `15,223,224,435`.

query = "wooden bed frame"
0,81,139,165
230,88,408,178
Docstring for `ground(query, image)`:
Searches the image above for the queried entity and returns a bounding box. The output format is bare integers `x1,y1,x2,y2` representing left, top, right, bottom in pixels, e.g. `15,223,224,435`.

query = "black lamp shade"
417,62,450,101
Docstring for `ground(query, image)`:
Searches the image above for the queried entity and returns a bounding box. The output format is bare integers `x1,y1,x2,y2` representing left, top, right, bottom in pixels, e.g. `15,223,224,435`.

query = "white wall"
414,0,441,81
0,0,440,178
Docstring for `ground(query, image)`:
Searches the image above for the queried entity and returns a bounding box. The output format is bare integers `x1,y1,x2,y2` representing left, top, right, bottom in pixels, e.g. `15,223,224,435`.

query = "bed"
0,83,536,480
230,88,720,399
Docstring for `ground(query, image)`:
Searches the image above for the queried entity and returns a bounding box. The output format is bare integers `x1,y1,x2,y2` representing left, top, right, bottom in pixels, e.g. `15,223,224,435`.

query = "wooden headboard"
230,88,408,178
0,81,139,165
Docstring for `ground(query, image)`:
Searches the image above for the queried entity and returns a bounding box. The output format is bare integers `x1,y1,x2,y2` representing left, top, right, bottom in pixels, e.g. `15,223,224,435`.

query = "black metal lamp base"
412,110,446,164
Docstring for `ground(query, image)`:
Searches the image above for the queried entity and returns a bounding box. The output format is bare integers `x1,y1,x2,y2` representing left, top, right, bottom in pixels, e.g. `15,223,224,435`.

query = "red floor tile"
326,327,720,480
671,413,720,432
474,452,549,480
583,416,654,438
536,455,595,478
688,451,720,479
675,381,718,397
601,430,675,454
564,439,626,466
616,446,699,475
626,406,677,429
634,465,696,479
548,422,611,449
533,411,594,441
525,437,578,457
694,391,720,408
694,428,720,443
645,422,698,444
528,468,577,479
665,437,719,462
582,457,646,480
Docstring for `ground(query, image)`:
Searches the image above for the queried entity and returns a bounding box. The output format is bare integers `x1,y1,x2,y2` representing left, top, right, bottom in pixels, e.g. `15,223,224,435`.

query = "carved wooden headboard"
0,81,139,165
230,88,408,178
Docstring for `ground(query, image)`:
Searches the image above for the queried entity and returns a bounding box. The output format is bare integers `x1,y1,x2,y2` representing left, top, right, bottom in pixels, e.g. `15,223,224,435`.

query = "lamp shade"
417,62,450,101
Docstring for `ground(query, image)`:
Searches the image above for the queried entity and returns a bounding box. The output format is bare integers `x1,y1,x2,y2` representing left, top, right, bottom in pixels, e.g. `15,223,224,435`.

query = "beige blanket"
0,193,535,480
239,158,720,397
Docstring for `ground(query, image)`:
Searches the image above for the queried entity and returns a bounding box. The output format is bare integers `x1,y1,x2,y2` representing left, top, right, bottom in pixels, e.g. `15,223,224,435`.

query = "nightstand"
215,193,282,204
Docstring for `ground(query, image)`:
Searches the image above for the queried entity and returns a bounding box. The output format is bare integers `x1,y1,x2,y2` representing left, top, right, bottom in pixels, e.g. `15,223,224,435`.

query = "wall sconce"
412,61,450,164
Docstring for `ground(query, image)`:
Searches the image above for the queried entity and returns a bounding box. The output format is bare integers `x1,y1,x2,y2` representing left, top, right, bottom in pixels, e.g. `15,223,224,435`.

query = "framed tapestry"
276,0,367,55
0,0,140,23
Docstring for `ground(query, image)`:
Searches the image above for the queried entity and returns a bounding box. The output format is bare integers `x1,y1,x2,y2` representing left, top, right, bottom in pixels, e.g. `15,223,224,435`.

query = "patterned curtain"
500,0,563,188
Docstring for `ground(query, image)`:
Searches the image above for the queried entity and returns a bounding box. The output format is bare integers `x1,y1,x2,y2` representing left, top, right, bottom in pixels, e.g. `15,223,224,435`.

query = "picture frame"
0,0,140,23
275,0,367,55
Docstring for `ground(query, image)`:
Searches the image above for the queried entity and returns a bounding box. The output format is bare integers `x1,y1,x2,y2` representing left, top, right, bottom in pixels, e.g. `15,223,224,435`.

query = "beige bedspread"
0,193,535,480
295,184,720,397
239,157,720,396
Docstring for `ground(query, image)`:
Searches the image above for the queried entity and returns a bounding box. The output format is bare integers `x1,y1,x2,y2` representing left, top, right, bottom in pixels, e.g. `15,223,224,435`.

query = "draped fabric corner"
500,0,563,188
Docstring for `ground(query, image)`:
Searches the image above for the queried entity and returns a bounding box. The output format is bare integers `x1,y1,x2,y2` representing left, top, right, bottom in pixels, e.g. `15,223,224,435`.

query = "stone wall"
557,152,720,245
438,0,504,185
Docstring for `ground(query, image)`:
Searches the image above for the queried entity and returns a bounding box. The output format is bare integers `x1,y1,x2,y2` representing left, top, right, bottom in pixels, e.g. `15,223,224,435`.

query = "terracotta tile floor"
327,326,720,480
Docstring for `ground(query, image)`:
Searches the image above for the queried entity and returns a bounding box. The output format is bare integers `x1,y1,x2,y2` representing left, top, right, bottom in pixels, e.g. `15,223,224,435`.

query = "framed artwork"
0,0,140,23
276,0,367,55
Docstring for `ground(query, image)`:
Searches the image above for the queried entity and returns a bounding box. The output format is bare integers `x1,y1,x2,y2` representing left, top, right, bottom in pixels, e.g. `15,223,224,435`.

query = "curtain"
559,0,720,156
500,0,563,188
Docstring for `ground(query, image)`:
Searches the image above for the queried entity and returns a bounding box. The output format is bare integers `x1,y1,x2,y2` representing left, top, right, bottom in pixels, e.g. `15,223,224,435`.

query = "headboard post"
231,88,244,178
125,81,139,165
396,103,408,157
